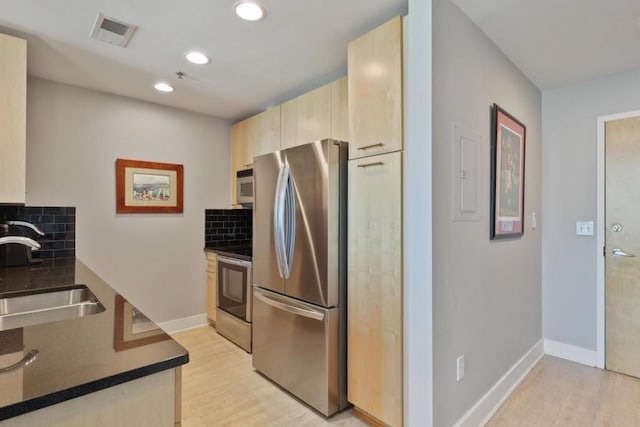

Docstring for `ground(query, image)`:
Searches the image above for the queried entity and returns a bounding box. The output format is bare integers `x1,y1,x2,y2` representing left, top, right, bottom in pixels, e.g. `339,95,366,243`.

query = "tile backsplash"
0,206,76,260
205,209,252,248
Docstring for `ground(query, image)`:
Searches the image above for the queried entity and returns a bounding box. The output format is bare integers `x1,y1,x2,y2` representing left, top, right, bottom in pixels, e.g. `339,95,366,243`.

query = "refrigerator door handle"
274,163,288,278
255,289,325,321
283,165,296,278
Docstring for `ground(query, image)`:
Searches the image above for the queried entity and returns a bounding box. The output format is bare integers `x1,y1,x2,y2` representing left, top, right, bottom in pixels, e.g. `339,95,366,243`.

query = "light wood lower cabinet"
206,252,217,323
0,368,180,427
347,151,402,426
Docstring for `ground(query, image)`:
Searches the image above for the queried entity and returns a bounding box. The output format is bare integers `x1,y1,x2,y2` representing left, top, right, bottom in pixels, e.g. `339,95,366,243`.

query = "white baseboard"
453,339,544,427
544,339,597,367
158,313,209,334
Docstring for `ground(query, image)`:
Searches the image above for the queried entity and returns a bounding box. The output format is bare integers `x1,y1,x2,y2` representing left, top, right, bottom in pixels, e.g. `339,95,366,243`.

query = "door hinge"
603,246,606,256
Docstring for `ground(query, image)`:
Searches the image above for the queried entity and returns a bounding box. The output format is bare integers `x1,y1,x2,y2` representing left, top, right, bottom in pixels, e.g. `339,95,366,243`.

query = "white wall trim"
158,313,209,334
595,109,640,370
544,339,597,367
453,339,544,427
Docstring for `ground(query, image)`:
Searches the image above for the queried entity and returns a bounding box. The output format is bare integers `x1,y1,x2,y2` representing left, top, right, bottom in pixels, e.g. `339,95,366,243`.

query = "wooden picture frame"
116,159,183,213
114,294,170,351
490,104,526,239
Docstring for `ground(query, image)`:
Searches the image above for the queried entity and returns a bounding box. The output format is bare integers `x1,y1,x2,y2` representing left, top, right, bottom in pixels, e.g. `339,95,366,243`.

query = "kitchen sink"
0,285,105,331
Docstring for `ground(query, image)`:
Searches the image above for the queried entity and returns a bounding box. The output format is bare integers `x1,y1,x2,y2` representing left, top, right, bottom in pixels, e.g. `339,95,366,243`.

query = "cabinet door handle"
244,163,254,168
357,161,384,168
357,142,384,151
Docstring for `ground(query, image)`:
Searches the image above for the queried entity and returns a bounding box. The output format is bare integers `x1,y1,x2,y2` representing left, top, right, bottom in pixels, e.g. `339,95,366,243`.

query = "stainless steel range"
215,247,252,353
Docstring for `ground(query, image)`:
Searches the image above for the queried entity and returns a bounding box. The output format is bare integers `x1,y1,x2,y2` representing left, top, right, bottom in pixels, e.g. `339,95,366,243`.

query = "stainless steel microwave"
236,169,253,205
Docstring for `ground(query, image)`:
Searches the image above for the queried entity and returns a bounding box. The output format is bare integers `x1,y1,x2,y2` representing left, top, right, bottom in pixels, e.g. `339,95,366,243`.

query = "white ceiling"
0,0,407,121
1,1,638,122
451,0,640,90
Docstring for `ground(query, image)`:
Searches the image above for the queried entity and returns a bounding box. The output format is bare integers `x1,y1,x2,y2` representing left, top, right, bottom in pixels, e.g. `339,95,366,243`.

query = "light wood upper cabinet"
348,16,403,160
280,98,298,150
252,107,281,157
230,121,249,206
232,120,252,171
281,83,332,149
348,151,402,427
229,76,347,205
330,76,349,142
0,34,27,204
230,107,281,206
296,84,331,147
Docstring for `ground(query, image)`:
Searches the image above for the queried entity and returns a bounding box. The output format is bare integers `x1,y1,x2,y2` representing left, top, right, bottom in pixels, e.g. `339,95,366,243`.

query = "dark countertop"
0,258,189,421
204,245,252,261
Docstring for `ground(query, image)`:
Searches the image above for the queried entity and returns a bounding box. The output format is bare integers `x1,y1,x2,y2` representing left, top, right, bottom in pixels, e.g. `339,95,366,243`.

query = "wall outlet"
456,355,465,382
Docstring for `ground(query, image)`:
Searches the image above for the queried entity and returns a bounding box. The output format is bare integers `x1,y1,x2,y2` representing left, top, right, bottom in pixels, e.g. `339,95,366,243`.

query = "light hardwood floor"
488,356,640,426
173,329,640,427
172,326,365,427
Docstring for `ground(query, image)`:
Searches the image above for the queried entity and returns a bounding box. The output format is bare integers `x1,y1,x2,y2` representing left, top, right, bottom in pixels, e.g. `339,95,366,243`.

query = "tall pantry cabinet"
0,33,27,204
347,16,404,427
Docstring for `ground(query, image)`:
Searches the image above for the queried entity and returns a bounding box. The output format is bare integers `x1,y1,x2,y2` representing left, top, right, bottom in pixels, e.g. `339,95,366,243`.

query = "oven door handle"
254,289,325,321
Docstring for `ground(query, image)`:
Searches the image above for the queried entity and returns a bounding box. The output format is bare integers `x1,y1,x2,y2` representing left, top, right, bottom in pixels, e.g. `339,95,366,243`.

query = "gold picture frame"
116,158,184,213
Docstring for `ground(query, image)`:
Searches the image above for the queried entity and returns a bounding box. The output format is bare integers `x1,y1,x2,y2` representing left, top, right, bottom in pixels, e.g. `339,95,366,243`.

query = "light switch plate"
576,221,594,236
456,355,465,382
532,212,537,230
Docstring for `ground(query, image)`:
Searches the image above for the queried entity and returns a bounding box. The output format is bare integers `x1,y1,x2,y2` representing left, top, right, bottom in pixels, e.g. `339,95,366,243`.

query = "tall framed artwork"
490,104,526,239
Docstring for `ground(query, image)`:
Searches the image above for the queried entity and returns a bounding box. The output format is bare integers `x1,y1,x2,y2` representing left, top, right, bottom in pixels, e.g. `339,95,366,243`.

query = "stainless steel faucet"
5,221,45,236
0,236,41,250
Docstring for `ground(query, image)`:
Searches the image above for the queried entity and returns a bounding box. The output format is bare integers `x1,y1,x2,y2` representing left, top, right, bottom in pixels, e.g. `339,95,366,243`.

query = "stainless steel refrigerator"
252,139,348,416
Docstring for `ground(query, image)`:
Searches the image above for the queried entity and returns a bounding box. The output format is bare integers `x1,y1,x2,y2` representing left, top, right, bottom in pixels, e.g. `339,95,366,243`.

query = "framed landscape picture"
490,104,526,239
116,159,183,213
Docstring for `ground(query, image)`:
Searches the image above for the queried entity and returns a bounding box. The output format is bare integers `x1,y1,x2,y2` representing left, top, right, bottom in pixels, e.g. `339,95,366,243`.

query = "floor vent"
90,13,137,47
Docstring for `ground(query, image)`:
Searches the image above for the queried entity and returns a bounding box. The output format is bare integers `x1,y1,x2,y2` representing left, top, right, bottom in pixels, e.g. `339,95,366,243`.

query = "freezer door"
283,140,346,307
253,151,285,294
252,287,346,416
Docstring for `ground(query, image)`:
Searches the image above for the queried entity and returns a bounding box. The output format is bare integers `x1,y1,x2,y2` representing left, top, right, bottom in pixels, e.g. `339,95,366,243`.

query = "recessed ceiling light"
154,82,174,93
185,51,210,65
235,1,265,21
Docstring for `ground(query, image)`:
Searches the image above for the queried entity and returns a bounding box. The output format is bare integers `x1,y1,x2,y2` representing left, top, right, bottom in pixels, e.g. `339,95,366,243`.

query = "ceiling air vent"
90,13,137,47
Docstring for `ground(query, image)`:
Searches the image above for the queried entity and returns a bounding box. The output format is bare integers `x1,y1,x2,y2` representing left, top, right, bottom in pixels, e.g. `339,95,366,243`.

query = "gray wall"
25,77,231,324
432,1,542,425
542,69,640,350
